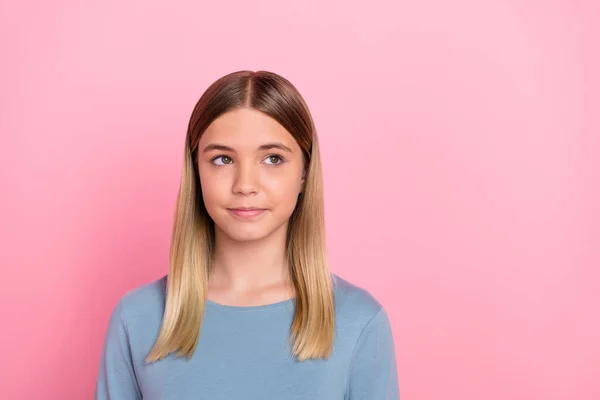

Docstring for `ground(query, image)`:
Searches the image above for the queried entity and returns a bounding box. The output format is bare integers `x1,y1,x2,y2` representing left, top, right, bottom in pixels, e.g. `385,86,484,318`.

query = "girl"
95,70,399,399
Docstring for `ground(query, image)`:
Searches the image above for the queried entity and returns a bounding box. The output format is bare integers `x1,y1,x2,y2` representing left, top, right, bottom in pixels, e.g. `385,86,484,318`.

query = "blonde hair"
145,70,335,363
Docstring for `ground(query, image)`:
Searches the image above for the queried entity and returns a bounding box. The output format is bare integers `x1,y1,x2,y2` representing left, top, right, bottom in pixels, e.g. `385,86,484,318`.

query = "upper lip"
228,207,265,211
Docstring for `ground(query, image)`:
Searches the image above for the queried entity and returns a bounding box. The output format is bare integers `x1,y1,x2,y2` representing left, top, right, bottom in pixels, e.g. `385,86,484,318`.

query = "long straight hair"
145,70,335,363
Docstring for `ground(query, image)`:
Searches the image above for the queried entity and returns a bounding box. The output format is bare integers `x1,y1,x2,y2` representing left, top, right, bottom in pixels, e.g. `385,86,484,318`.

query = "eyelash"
210,154,285,166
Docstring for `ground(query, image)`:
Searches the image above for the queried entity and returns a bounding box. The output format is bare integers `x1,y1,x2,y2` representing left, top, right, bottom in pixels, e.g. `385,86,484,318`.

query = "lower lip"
228,209,266,219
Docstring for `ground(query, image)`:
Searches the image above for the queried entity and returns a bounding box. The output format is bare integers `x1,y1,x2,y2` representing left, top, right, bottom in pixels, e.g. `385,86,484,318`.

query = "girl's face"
197,107,306,243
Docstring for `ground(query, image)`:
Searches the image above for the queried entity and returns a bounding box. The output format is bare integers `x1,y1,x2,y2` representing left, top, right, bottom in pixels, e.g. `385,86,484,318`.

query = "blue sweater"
95,273,399,399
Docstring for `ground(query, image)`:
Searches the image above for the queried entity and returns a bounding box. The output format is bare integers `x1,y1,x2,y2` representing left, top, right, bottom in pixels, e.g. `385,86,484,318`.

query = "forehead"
201,108,295,147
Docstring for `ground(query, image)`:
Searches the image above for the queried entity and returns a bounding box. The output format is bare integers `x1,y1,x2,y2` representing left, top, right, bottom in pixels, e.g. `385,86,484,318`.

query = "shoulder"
331,273,385,328
332,272,383,313
118,274,168,324
99,275,168,362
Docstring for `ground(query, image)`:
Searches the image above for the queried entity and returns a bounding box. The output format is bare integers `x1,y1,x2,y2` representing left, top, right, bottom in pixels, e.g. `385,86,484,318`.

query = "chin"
210,208,291,243
222,227,270,242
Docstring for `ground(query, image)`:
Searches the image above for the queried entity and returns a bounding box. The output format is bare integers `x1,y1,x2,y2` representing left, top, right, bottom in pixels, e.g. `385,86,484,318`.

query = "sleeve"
346,307,400,400
95,297,142,400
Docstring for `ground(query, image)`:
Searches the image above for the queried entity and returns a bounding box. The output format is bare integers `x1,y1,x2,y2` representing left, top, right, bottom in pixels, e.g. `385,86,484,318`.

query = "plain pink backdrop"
1,0,598,398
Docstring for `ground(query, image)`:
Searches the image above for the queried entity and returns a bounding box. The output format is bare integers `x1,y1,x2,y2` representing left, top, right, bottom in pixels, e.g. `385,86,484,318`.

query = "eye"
264,154,284,165
212,155,233,165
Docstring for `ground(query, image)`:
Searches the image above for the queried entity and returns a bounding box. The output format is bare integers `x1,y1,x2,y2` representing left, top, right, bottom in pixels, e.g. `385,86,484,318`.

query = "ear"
299,169,306,194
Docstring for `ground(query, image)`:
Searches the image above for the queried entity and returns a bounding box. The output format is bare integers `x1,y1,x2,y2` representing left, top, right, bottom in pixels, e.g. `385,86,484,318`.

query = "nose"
232,160,259,195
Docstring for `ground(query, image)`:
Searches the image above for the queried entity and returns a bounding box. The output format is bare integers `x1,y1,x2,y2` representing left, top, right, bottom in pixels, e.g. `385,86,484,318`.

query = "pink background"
1,0,598,398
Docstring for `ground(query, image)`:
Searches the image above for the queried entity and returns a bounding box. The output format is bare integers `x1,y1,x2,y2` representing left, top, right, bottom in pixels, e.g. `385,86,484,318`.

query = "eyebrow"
202,142,293,153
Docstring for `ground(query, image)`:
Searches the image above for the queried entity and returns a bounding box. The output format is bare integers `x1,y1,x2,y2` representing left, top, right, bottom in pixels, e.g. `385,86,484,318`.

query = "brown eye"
264,155,283,165
213,155,232,165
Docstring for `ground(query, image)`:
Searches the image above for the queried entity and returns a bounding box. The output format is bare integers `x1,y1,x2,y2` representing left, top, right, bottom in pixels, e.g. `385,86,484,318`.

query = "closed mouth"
227,208,267,219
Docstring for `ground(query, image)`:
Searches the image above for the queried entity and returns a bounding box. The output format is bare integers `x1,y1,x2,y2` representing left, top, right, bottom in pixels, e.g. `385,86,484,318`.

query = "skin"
197,107,306,306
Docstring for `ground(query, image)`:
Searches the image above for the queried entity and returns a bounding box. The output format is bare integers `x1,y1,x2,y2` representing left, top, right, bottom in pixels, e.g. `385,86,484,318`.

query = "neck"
209,222,292,291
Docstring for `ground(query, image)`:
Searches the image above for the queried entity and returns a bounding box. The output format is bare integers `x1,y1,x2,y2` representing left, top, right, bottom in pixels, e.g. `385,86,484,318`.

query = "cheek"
264,176,302,209
198,171,227,209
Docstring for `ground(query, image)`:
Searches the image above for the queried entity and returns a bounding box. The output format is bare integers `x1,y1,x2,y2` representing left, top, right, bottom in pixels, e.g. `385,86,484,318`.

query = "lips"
227,208,267,219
